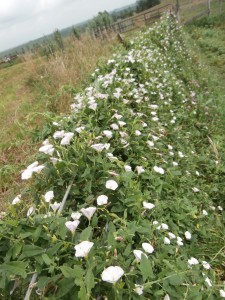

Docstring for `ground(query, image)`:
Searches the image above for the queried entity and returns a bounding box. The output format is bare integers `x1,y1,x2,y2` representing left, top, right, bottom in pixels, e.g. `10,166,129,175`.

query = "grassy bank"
0,35,116,207
186,12,225,159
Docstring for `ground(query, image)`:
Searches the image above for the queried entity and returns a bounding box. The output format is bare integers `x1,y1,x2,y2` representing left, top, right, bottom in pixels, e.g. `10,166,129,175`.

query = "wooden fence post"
219,0,222,14
176,0,180,21
207,0,211,15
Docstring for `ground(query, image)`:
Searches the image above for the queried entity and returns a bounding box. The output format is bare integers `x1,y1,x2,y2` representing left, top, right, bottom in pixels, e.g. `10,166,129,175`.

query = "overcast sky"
0,0,135,52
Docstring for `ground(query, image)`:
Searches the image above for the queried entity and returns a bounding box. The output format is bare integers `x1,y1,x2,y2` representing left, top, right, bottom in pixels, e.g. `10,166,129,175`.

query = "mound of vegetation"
0,15,224,299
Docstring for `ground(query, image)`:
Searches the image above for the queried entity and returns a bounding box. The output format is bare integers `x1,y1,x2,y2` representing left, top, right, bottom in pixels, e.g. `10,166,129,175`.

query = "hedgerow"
0,15,225,299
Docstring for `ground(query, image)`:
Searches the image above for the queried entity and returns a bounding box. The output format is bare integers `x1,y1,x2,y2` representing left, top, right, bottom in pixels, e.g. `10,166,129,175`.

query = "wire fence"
92,0,225,40
92,4,174,39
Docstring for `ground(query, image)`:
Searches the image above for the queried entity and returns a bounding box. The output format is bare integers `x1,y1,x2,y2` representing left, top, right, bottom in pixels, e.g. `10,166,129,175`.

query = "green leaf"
138,255,154,282
167,274,183,286
0,261,28,278
42,253,52,265
12,243,23,259
55,278,74,298
23,245,45,257
19,232,32,239
4,220,18,227
80,226,92,241
0,273,6,289
33,225,42,242
78,280,87,300
60,265,84,279
37,276,53,289
85,269,95,294
46,242,63,257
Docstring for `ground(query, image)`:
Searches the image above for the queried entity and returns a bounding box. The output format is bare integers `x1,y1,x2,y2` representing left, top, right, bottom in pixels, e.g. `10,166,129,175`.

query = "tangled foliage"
1,16,225,299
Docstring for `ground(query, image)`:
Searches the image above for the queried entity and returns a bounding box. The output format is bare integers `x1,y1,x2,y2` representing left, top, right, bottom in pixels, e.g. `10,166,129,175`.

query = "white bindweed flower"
147,140,154,147
185,231,192,240
39,144,54,155
44,191,54,203
106,180,118,190
91,143,109,152
136,166,145,175
103,130,113,139
80,207,96,220
118,121,126,127
135,130,142,136
192,187,199,193
61,132,74,145
177,239,184,246
205,277,212,287
124,165,132,172
202,261,210,270
202,210,208,216
164,295,171,300
134,284,144,295
220,290,225,298
65,220,80,233
89,102,97,111
143,201,155,210
168,232,176,239
142,243,154,254
27,206,34,217
153,166,165,175
32,165,45,174
152,116,159,122
164,237,170,245
152,135,159,141
188,257,199,266
71,212,82,220
97,195,108,206
110,123,119,130
12,195,21,205
50,202,61,211
75,126,85,133
178,151,184,158
53,130,65,139
101,266,124,284
161,223,169,230
172,162,178,166
133,250,147,261
74,241,94,257
113,113,123,120
149,104,158,109
218,206,223,211
21,168,33,180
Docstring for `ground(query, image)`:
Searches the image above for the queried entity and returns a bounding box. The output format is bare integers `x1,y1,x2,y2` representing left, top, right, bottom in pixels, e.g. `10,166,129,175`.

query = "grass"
0,34,117,207
186,12,225,125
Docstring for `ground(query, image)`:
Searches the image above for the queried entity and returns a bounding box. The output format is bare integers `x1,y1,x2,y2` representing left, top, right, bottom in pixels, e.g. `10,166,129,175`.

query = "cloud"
0,0,135,52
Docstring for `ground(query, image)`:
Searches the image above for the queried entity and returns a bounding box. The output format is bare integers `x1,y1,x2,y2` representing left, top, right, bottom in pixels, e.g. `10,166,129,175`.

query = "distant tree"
136,0,160,12
53,29,64,51
88,11,113,30
71,26,81,40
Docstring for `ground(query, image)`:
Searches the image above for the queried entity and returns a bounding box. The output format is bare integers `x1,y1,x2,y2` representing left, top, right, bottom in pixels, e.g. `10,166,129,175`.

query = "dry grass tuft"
0,34,116,207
